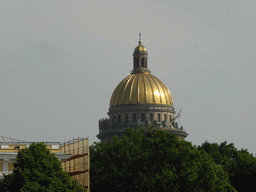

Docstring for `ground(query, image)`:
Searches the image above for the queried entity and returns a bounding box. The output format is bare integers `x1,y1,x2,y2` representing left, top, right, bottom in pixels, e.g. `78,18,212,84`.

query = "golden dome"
133,43,148,55
110,72,173,107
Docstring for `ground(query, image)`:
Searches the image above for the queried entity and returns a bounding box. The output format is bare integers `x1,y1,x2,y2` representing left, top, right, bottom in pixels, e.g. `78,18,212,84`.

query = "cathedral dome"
133,43,148,55
98,33,188,143
110,72,173,107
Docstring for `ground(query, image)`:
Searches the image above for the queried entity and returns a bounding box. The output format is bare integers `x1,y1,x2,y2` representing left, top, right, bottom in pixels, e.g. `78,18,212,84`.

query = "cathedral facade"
97,36,188,143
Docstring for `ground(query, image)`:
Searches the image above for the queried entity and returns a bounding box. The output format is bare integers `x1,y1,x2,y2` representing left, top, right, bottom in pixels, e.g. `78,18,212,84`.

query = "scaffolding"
60,137,89,192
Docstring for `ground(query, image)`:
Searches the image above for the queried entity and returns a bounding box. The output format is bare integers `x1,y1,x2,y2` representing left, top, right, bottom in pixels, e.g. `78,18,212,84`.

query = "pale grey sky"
1,0,255,154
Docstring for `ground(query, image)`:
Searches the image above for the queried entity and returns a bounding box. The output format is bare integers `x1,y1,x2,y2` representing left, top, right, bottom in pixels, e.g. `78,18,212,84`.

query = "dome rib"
110,83,121,106
144,74,155,103
122,75,133,103
141,74,147,103
154,75,167,104
148,74,162,104
117,76,130,105
110,73,173,107
156,76,171,104
159,79,169,104
129,74,137,103
110,75,130,106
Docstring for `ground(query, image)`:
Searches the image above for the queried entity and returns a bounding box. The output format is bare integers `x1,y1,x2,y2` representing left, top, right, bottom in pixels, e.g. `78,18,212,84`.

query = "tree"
0,143,86,192
90,125,236,192
197,141,256,192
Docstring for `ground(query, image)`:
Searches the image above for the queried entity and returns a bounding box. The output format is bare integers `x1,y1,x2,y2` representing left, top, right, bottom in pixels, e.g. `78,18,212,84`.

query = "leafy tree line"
0,143,86,192
90,125,256,192
90,125,237,191
197,141,256,192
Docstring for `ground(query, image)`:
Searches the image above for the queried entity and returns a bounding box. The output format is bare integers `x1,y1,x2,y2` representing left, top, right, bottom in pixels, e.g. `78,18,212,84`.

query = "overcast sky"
1,0,255,154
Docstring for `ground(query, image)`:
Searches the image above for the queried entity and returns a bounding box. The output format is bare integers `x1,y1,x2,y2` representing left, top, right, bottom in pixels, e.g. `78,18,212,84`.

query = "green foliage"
90,125,236,192
197,141,256,192
197,141,238,165
0,143,86,192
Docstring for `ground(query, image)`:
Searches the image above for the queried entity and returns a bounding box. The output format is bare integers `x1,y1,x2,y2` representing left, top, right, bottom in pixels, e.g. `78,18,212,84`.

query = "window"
133,113,137,122
112,115,116,124
169,115,172,123
118,114,121,124
157,113,161,122
141,58,144,67
141,113,145,122
164,114,167,121
136,59,139,68
150,113,153,122
125,114,129,123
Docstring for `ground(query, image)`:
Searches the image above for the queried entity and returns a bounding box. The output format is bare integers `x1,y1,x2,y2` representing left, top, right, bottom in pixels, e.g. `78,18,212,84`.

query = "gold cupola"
132,33,149,74
133,38,148,56
110,73,174,107
110,34,174,107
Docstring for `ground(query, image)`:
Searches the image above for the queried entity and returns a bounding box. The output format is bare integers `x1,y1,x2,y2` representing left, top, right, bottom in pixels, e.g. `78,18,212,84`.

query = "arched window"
125,114,129,123
112,115,116,124
141,58,144,67
150,113,153,122
136,58,139,68
118,114,121,124
145,58,147,68
157,113,161,122
141,113,145,122
133,113,137,122
164,114,167,121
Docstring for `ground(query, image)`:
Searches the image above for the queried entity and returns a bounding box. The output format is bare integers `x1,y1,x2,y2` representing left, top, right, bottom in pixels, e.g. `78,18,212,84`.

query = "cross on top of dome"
139,32,142,44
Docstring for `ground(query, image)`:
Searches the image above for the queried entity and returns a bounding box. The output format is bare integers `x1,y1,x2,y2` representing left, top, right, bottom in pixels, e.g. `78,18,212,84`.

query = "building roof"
0,135,59,144
110,73,173,107
133,42,148,55
0,136,26,142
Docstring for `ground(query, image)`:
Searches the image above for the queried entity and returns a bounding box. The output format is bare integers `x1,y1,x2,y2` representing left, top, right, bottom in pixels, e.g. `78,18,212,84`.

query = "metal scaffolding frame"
60,136,89,191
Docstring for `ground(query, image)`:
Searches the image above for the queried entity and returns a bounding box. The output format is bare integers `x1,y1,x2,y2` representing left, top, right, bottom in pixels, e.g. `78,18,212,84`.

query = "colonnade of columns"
110,111,174,124
133,57,148,68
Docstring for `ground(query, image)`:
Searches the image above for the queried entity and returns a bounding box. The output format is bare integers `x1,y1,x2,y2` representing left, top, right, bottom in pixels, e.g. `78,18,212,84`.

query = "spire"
138,32,142,45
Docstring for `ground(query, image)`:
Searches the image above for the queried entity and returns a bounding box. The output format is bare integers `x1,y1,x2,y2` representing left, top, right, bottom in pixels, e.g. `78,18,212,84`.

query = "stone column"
153,112,157,122
145,112,149,120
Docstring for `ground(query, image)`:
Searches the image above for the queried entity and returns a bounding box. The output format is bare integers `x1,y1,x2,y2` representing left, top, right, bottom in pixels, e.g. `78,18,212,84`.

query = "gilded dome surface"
110,72,173,107
133,43,148,55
